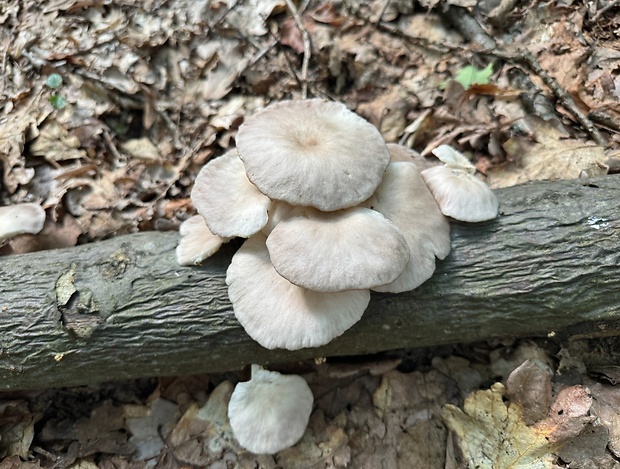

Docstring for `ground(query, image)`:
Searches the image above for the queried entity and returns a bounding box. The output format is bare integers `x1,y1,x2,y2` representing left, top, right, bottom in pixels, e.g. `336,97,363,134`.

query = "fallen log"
0,176,618,390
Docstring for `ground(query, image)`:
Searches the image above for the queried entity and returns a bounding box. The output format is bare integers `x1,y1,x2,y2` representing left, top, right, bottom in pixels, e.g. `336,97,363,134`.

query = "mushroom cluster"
177,99,498,351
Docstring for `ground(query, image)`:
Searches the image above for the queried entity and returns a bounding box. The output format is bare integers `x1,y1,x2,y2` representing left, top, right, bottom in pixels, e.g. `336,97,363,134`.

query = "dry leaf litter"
1,0,620,466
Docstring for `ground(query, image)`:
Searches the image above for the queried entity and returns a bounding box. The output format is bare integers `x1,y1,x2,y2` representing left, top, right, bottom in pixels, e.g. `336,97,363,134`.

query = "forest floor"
1,0,620,467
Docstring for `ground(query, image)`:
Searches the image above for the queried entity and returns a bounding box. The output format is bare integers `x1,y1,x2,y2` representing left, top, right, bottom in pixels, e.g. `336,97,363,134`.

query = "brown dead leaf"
356,87,412,142
490,341,556,380
222,0,285,37
370,370,456,466
0,90,51,193
545,385,594,441
370,0,413,22
157,198,193,220
9,213,83,254
184,38,251,102
506,359,554,425
158,374,211,411
76,400,133,457
30,122,87,162
465,83,522,99
121,137,160,161
488,116,608,188
589,381,620,458
279,17,305,54
542,385,611,468
398,13,463,44
554,422,612,469
309,2,347,25
124,398,179,462
431,355,484,400
0,401,36,460
0,456,42,469
165,381,238,466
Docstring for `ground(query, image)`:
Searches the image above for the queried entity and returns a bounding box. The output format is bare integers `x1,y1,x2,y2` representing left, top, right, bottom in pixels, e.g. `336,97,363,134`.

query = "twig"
589,110,620,133
248,38,278,67
284,0,312,99
102,129,124,163
370,0,392,35
443,6,497,50
505,50,607,145
592,0,620,21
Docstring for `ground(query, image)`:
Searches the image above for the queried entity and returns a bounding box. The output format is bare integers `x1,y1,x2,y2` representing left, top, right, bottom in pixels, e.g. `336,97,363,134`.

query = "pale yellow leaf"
442,382,557,469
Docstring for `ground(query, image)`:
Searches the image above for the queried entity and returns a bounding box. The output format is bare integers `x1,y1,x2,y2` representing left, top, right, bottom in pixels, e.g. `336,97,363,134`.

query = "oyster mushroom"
366,162,451,293
421,145,499,222
235,99,391,211
266,206,410,292
191,150,271,238
228,364,314,454
226,234,370,350
175,215,229,266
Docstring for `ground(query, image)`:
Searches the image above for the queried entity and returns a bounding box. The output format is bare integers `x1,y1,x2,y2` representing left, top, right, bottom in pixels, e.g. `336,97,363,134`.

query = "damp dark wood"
0,176,619,390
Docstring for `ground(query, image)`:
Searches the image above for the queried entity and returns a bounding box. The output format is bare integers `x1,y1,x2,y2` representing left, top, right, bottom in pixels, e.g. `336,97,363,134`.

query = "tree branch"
1,176,619,390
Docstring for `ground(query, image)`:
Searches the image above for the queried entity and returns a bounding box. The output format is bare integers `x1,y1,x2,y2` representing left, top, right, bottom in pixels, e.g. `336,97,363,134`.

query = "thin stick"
370,0,392,35
284,0,312,99
592,0,620,21
509,50,607,146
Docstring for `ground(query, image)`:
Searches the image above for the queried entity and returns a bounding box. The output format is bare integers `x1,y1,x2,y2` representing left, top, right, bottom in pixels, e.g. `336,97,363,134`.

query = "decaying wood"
0,176,618,390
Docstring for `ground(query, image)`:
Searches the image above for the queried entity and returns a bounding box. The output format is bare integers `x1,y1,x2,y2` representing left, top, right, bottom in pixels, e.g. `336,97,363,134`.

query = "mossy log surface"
0,176,619,390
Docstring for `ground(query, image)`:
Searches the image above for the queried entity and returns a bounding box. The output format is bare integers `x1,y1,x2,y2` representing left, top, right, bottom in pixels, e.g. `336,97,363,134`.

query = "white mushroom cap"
191,150,271,238
228,364,314,454
387,143,440,171
366,162,451,293
0,203,46,242
236,99,391,211
421,165,499,222
175,215,228,266
226,234,370,350
266,207,410,292
431,144,476,172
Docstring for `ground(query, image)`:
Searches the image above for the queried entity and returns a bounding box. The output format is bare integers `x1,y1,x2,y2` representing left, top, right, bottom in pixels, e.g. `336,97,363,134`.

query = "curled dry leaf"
29,122,87,162
505,358,554,425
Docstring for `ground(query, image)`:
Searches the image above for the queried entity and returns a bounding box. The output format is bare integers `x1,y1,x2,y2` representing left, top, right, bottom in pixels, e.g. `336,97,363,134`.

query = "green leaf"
454,63,494,90
46,73,63,89
49,94,67,109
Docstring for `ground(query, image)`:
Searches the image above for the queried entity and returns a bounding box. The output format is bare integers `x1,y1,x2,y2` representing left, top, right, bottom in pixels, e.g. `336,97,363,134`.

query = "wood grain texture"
0,176,618,390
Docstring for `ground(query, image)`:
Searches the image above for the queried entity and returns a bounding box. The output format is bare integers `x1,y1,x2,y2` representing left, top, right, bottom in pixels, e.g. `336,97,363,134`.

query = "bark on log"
0,176,619,391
